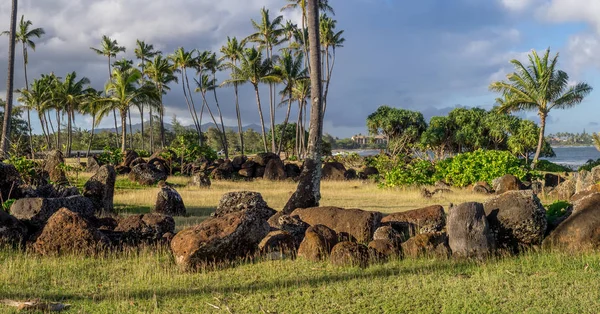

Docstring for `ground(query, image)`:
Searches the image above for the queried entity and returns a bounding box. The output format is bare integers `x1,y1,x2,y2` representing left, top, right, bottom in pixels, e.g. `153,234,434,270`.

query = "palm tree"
276,51,307,155
220,36,245,154
101,68,159,152
145,55,177,148
18,77,52,148
194,73,227,157
593,132,600,152
134,40,160,151
283,0,324,214
2,15,45,157
207,53,229,158
224,47,280,152
490,48,593,168
1,0,18,158
79,89,106,156
169,47,203,144
90,35,126,147
319,14,344,118
54,72,92,155
292,78,310,157
113,58,135,147
246,8,285,152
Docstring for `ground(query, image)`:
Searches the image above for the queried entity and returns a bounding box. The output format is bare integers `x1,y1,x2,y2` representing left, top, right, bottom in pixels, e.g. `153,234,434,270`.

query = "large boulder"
549,179,576,200
0,210,28,247
154,182,186,216
483,190,547,251
473,182,493,194
264,158,287,181
373,225,404,243
284,163,301,179
254,152,279,167
544,194,600,252
86,155,102,173
170,211,270,269
322,162,346,180
573,193,600,212
401,232,450,258
447,202,495,258
33,208,110,256
43,150,68,185
258,230,296,259
544,173,564,188
368,239,401,260
122,150,139,168
129,163,167,185
239,161,257,178
231,156,247,171
380,205,445,236
330,241,370,268
10,196,94,227
290,206,382,243
358,167,379,180
210,162,234,180
82,165,116,215
297,224,338,262
191,172,211,188
575,170,596,194
35,184,79,198
492,174,523,194
113,213,175,246
0,163,25,200
268,213,309,247
215,191,275,220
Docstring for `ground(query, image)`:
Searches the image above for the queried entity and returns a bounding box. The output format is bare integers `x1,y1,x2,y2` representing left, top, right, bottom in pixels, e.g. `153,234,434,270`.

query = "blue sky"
0,0,599,138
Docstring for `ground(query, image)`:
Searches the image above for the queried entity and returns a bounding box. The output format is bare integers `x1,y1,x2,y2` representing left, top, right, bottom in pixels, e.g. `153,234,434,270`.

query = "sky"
0,0,599,138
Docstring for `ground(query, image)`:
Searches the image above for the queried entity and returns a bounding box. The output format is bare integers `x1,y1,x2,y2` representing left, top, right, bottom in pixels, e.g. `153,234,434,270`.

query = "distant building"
351,134,388,145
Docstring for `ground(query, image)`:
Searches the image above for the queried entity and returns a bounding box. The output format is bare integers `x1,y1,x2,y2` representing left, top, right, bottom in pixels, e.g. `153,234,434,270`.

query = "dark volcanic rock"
254,152,279,167
401,232,450,259
447,202,495,258
544,193,600,252
381,205,446,235
114,213,175,246
215,191,275,220
297,224,338,262
83,165,116,215
322,162,346,180
330,241,370,268
154,182,186,216
129,163,167,185
264,158,287,181
43,150,68,185
10,196,94,227
0,210,28,248
0,163,25,200
492,174,523,194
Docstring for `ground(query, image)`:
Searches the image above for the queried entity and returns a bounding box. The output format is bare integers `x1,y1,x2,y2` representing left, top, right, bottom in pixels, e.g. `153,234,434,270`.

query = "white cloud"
500,0,538,12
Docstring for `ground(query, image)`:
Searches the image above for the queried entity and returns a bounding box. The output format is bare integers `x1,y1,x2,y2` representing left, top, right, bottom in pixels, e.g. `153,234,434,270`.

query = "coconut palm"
53,72,92,155
100,68,159,152
275,51,307,155
194,73,227,156
79,89,107,156
207,52,229,158
169,47,203,144
224,47,280,152
2,15,45,157
145,55,177,148
134,40,161,151
291,78,310,157
219,36,246,154
90,35,126,146
490,48,593,168
1,0,18,157
246,7,285,152
319,14,344,118
17,76,53,148
593,133,600,152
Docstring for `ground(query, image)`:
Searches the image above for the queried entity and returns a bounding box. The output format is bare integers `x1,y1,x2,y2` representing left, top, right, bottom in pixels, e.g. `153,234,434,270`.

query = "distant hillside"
95,122,266,134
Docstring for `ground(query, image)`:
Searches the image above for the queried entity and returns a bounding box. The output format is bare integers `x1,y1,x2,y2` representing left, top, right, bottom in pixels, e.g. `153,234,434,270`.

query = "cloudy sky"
1,0,599,138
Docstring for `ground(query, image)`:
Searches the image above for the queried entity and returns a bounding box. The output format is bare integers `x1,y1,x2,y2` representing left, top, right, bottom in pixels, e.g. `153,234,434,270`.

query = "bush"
97,147,124,165
535,160,572,172
5,156,40,184
380,159,435,187
433,149,532,187
136,149,151,158
579,158,600,172
546,200,571,225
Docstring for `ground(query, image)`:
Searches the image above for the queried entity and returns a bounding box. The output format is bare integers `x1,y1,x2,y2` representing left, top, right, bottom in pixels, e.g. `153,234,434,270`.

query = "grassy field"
0,174,580,313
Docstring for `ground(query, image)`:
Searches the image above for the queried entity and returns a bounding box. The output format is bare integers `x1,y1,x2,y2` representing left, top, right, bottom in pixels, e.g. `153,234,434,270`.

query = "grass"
0,173,572,313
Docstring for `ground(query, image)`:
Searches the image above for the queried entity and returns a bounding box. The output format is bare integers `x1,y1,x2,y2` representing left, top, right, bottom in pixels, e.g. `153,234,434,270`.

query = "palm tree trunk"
181,70,202,145
47,110,55,148
112,109,119,147
87,114,95,157
212,80,229,159
185,69,202,144
234,83,244,155
277,95,293,155
268,47,277,153
38,111,49,148
139,105,144,151
159,89,166,149
128,109,133,149
56,109,61,151
67,107,72,156
150,106,155,151
254,85,269,152
120,109,127,152
531,112,547,169
200,90,226,155
22,44,35,158
0,0,18,157
322,47,332,118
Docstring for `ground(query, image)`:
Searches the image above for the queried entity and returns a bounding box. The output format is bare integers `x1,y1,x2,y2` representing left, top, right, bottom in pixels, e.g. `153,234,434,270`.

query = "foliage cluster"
546,200,571,225
579,158,600,172
97,147,124,165
535,160,572,172
5,156,40,184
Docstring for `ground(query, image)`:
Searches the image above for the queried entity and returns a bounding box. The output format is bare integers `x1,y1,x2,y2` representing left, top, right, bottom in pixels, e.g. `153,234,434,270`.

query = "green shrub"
579,158,600,172
535,160,572,172
5,156,40,184
380,158,435,187
433,149,531,187
97,147,124,165
136,149,151,158
546,200,571,225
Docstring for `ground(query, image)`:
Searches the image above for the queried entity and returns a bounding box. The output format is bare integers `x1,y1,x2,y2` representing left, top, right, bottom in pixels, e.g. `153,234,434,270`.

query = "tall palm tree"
17,76,52,148
113,58,135,148
224,47,280,152
593,132,600,152
194,73,227,157
292,78,310,157
220,36,245,154
1,0,18,158
207,53,229,158
169,47,203,144
90,35,126,147
134,40,160,151
490,48,593,168
54,71,92,155
145,55,177,148
101,68,159,152
276,51,307,155
246,8,285,152
2,15,45,157
319,14,344,119
79,89,106,156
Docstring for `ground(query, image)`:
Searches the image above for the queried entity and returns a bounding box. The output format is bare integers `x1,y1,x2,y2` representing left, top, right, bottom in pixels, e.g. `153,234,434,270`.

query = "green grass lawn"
1,248,599,313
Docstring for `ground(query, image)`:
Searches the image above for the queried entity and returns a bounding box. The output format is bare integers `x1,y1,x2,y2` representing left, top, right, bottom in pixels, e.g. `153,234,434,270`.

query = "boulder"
344,169,358,180
473,181,493,194
401,232,450,259
549,179,576,200
264,158,287,181
544,173,564,188
258,230,296,259
575,170,595,194
210,163,233,180
154,182,186,216
231,156,247,171
254,152,279,167
170,211,270,269
191,172,211,188
373,225,404,243
0,163,25,201
358,167,379,180
35,184,79,198
297,224,338,262
10,196,94,227
330,241,370,268
33,208,110,256
215,191,275,220
129,163,167,185
129,157,146,168
43,150,68,185
290,206,382,243
122,150,139,167
492,174,523,194
82,165,116,215
255,166,266,178
239,160,257,178
0,210,28,247
322,162,346,180
380,205,445,235
114,213,175,246
267,213,309,247
447,202,495,258
86,155,102,172
543,194,600,252
573,193,600,212
483,190,547,251
284,163,301,179
368,239,401,260
115,165,131,175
